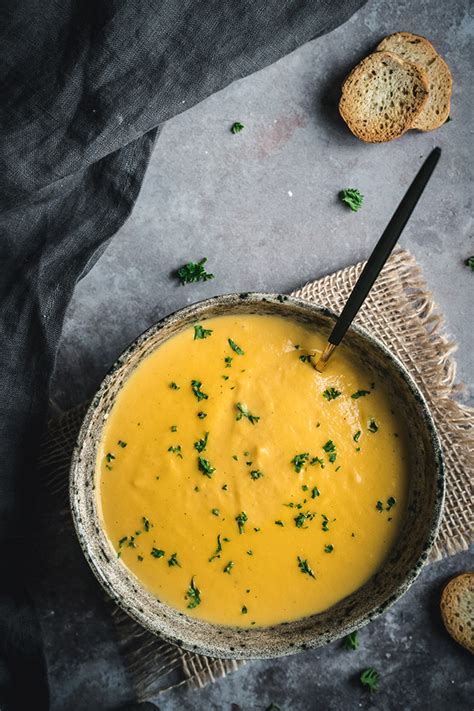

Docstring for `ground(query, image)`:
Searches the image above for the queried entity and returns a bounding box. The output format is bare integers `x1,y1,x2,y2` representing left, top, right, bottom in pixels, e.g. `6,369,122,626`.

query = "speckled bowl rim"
70,293,445,659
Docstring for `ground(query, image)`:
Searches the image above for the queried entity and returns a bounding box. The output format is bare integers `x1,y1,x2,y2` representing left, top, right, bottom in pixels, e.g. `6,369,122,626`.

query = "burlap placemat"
39,249,473,701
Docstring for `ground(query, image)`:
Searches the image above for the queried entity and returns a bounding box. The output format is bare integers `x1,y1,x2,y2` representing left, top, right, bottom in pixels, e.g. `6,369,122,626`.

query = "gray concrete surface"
50,0,473,708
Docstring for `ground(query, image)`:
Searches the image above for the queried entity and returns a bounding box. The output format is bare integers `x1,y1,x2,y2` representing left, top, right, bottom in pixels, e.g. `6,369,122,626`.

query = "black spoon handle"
328,146,441,346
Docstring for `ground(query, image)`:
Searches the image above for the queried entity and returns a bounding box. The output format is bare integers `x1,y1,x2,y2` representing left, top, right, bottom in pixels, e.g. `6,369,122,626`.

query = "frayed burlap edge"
39,248,473,701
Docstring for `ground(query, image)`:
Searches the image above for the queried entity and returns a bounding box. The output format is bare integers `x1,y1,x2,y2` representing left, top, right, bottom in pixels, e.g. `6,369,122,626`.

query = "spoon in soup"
314,146,441,372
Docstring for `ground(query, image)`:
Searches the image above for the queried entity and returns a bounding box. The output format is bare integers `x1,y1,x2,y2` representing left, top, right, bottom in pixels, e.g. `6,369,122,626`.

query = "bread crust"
339,51,429,143
377,32,452,131
440,572,474,654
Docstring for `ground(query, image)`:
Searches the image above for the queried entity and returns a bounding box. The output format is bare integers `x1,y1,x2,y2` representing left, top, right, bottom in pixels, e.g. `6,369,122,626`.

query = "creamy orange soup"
97,314,408,627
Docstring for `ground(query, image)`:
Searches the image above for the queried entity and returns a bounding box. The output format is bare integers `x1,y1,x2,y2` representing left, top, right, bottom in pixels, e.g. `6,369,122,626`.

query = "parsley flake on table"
228,338,245,355
185,577,201,609
323,387,341,400
198,456,215,477
177,257,214,285
194,324,213,340
351,389,370,399
343,631,359,651
360,667,379,693
236,402,260,424
464,256,474,270
297,556,316,579
340,188,364,212
191,379,208,401
194,431,209,453
230,121,244,134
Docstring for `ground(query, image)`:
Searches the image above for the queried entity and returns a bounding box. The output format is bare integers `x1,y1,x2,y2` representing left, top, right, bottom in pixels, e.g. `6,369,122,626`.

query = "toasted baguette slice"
440,572,474,654
339,51,429,143
377,32,452,131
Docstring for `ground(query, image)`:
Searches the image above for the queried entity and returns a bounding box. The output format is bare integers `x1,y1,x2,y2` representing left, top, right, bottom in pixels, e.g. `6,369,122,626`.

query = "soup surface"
98,314,409,627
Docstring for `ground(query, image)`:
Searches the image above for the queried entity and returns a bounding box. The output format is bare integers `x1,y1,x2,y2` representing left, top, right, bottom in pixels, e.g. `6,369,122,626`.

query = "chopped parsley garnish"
241,605,248,614
311,486,320,498
168,445,183,458
236,511,248,534
275,520,284,527
324,544,334,553
223,561,234,574
194,324,213,340
322,440,337,463
143,517,153,532
445,114,452,123
376,500,384,512
299,354,313,363
170,425,177,432
291,453,309,473
194,431,209,453
151,548,165,558
321,514,330,531
323,387,341,401
185,577,201,608
368,419,379,433
465,256,474,270
340,188,364,212
211,508,220,516
137,555,143,561
230,121,244,134
177,258,214,285
301,484,308,492
118,440,127,448
225,356,233,368
250,469,264,480
294,512,315,528
197,411,207,419
222,484,228,490
105,453,115,463
198,456,215,477
247,550,253,556
118,536,128,547
297,556,316,579
169,381,180,390
191,380,208,401
168,553,180,567
351,389,370,399
310,456,325,468
360,667,379,693
228,338,245,355
343,631,359,651
209,534,223,562
353,430,361,442
236,402,260,424
386,496,396,511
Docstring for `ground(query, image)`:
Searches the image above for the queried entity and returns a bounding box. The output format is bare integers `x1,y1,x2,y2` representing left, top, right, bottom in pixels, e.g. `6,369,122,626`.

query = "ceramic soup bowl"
70,293,444,659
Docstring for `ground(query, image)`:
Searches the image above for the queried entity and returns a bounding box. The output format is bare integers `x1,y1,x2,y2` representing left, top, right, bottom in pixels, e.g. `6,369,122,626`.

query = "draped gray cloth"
0,1,366,708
